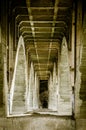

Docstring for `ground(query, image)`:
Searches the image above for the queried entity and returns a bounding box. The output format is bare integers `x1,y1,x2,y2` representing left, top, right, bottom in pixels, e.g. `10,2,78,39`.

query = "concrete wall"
74,1,86,130
0,0,8,116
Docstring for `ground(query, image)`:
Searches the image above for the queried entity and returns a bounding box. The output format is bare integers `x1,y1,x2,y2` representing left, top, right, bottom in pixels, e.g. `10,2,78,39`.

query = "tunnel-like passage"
9,36,72,115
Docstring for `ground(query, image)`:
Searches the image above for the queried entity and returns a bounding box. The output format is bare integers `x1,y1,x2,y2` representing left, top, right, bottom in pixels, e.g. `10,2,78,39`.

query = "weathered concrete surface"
76,119,86,130
10,36,28,114
0,115,75,130
59,37,72,115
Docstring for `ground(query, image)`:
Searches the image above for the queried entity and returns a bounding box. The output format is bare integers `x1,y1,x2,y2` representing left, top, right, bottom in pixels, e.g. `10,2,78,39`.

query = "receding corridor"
0,0,86,130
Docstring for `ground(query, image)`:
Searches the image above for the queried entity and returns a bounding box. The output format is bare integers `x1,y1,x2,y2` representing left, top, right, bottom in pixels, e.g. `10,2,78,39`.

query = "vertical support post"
33,72,39,109
48,73,53,110
57,46,61,113
9,36,28,114
75,0,83,118
70,4,75,115
3,56,9,116
27,62,34,110
58,37,72,115
48,66,57,111
52,62,58,111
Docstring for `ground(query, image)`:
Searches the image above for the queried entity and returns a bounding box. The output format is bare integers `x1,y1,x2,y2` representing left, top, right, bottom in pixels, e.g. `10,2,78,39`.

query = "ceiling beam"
19,20,67,24
25,38,61,43
26,0,42,76
13,6,69,13
20,26,66,31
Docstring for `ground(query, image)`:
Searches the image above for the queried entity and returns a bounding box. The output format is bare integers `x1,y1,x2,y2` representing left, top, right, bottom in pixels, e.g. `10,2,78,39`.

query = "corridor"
0,0,86,130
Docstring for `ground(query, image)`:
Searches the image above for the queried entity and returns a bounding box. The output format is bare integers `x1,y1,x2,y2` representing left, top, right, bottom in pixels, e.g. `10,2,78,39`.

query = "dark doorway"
39,80,48,108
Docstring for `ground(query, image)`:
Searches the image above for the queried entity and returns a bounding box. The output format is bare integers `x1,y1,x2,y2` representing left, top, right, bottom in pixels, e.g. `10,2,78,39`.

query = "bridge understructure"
0,0,86,130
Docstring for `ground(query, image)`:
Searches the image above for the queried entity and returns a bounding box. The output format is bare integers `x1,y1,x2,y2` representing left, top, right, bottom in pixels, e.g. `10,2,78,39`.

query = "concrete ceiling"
10,0,73,80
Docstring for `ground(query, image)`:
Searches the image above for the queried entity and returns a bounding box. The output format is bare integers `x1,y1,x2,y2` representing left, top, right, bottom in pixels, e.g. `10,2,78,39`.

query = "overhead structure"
12,0,73,81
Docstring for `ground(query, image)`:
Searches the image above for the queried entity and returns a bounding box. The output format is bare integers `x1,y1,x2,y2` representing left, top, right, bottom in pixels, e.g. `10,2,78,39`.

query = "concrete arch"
9,36,28,114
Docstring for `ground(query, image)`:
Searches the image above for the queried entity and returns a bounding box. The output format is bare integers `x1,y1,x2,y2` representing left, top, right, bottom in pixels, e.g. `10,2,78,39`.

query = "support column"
48,73,53,110
58,37,72,115
70,4,75,115
48,65,57,111
9,21,14,88
79,4,86,119
52,62,58,111
33,72,39,109
10,36,28,114
0,0,8,116
75,0,83,118
57,46,61,113
27,62,34,110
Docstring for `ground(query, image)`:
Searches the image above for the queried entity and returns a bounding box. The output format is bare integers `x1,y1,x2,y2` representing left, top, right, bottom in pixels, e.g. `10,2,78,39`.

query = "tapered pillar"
27,62,34,110
10,36,28,114
58,37,72,115
52,62,58,111
33,72,39,109
48,73,53,109
48,65,57,111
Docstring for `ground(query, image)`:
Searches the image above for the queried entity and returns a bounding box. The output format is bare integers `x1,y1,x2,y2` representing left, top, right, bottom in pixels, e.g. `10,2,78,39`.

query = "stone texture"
0,116,75,130
76,119,86,130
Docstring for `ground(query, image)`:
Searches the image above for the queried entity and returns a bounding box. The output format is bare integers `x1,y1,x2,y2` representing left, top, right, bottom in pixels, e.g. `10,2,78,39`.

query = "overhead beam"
20,26,66,31
13,6,69,13
21,30,64,34
25,38,61,43
19,20,67,24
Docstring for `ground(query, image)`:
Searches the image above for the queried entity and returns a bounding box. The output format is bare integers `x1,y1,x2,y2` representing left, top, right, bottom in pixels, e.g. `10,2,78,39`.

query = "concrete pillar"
58,37,72,115
78,1,86,119
48,70,57,111
48,73,53,109
27,62,34,110
9,21,14,88
33,72,39,109
57,46,61,113
52,62,58,111
3,56,9,116
68,4,75,116
74,0,83,118
10,36,28,114
25,50,29,111
0,0,8,116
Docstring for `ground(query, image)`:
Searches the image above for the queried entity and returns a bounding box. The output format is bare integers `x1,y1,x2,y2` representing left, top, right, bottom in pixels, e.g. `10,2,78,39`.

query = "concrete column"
33,72,39,109
48,69,57,111
57,46,61,113
9,27,14,89
27,62,34,110
75,0,83,118
70,4,75,115
58,37,72,115
0,0,9,116
48,73,53,110
79,2,86,119
10,36,28,114
25,50,29,111
52,62,58,111
3,56,9,116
